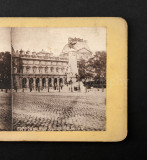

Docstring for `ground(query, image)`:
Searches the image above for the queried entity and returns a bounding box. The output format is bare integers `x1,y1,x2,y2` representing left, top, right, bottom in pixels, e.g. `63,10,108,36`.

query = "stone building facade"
12,50,68,91
12,37,92,92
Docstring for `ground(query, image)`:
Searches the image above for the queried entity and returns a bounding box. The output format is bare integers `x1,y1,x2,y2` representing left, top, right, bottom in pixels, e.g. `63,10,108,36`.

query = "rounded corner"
117,17,128,28
116,131,128,142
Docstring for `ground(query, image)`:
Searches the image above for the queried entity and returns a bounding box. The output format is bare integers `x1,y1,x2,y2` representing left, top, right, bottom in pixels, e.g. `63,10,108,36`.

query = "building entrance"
36,78,39,91
29,78,33,92
22,78,27,88
54,78,57,90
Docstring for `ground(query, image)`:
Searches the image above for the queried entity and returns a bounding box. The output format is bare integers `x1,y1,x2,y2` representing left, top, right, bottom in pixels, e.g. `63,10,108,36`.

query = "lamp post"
75,73,80,92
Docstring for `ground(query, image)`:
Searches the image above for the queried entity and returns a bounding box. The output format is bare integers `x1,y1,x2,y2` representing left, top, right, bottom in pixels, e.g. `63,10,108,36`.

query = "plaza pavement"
0,92,12,131
13,90,106,131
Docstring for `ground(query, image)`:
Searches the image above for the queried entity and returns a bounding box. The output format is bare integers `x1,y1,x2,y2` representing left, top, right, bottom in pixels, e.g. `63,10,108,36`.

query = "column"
57,77,60,90
63,77,65,85
45,78,48,88
52,77,54,88
19,77,22,89
36,67,39,74
39,78,42,90
26,78,29,89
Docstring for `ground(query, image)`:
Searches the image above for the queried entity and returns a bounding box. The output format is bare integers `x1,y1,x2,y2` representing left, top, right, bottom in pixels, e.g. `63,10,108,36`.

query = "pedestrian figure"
30,87,32,92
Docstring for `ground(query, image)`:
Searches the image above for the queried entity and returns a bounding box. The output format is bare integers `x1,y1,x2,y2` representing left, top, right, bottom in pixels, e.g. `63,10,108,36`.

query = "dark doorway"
48,78,52,87
54,78,57,90
29,78,33,91
60,78,63,90
60,78,63,84
36,78,39,88
42,78,46,88
22,78,27,88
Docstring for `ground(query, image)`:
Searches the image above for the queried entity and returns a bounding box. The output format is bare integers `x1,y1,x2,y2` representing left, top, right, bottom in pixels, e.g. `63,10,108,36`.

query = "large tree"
78,59,94,81
93,51,106,81
0,52,11,89
78,51,106,82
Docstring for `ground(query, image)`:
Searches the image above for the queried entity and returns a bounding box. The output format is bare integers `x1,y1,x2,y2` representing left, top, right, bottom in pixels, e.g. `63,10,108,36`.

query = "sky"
0,27,106,55
0,28,11,52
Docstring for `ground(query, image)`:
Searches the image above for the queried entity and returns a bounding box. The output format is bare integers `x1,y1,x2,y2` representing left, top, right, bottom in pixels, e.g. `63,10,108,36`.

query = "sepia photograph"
0,28,12,131
0,27,106,131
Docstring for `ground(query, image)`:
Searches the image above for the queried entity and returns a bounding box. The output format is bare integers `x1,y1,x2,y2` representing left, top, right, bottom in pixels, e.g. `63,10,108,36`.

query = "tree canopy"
0,52,11,89
78,51,106,82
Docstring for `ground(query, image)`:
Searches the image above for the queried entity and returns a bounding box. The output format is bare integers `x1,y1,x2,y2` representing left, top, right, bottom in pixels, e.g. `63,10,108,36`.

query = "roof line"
76,47,92,53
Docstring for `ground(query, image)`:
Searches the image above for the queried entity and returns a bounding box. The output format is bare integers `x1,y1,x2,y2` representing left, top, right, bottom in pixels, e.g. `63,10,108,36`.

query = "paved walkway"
13,91,106,131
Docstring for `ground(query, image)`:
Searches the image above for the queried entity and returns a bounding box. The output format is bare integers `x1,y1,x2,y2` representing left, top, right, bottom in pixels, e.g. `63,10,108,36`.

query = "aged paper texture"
0,17,127,141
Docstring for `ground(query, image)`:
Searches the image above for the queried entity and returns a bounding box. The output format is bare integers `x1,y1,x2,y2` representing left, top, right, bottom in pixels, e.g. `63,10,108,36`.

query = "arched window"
22,78,27,88
26,66,30,73
45,66,48,73
39,66,43,73
42,78,46,87
32,66,37,73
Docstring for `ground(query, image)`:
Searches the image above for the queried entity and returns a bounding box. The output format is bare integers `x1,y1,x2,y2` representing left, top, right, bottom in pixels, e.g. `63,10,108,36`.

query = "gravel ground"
0,92,12,131
13,90,106,131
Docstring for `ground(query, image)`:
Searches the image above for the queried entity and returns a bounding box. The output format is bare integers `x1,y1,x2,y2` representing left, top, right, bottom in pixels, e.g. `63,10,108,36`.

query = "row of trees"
0,52,11,89
78,51,106,87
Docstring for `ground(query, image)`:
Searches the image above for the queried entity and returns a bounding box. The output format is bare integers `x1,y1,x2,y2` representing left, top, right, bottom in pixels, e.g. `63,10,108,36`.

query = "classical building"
12,37,92,92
